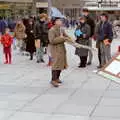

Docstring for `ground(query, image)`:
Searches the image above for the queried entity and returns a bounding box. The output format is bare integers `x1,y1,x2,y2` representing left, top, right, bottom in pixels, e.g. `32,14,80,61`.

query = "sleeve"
34,22,41,39
48,29,65,45
108,23,113,42
86,25,91,38
90,19,95,36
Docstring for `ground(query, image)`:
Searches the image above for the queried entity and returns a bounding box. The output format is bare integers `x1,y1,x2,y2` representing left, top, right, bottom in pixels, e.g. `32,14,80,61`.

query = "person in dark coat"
0,17,7,34
34,13,48,63
26,18,36,60
75,16,91,68
82,8,95,65
95,13,113,68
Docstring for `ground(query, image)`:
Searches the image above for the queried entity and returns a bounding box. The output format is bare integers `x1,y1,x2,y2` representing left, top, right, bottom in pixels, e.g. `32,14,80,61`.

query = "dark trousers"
98,47,102,66
52,70,61,81
80,56,87,67
30,53,33,60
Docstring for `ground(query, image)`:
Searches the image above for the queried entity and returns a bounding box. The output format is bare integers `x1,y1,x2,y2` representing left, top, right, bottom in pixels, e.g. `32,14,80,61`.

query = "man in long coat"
48,17,69,87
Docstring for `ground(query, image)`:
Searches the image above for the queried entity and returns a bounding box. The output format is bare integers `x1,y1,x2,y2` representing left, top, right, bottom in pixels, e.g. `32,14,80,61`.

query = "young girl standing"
1,28,13,64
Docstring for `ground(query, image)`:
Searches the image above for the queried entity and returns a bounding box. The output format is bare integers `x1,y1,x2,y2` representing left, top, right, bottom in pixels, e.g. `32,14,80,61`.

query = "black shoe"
40,59,45,63
30,56,33,60
78,65,86,68
87,62,92,65
37,60,40,63
97,65,103,69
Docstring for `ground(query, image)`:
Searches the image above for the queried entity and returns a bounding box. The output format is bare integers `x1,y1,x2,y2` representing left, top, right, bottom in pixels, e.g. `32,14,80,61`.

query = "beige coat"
14,24,26,40
48,26,68,70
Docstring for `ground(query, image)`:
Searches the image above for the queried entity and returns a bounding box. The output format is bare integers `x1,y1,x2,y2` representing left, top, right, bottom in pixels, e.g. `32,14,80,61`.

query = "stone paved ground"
0,30,120,120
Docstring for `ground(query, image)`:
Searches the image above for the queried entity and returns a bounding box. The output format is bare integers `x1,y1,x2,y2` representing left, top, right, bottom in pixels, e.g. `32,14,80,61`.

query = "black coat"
85,15,95,37
75,23,91,57
34,20,49,47
26,24,36,53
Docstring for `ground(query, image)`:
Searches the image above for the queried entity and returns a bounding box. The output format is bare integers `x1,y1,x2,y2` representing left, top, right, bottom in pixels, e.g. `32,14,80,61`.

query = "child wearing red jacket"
1,28,13,64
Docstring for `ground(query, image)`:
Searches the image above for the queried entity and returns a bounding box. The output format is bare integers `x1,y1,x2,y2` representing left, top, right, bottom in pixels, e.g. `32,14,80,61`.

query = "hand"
83,34,87,38
60,33,64,38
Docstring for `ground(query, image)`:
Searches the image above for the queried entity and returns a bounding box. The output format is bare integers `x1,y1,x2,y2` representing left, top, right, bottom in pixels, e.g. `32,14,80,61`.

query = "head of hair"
101,13,109,19
82,8,89,12
40,13,48,20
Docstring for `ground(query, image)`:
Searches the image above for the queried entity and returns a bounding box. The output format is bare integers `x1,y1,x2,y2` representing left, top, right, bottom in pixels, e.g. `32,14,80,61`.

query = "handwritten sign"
98,53,120,83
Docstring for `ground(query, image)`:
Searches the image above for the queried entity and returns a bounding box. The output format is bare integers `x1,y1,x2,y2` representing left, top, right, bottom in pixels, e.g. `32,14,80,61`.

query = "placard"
98,53,120,83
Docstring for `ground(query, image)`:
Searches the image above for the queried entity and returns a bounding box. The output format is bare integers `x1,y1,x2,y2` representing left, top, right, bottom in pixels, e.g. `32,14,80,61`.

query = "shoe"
51,81,59,87
40,59,45,63
37,60,40,63
78,65,86,68
97,65,103,69
4,61,8,64
56,79,62,84
87,62,92,65
8,61,12,64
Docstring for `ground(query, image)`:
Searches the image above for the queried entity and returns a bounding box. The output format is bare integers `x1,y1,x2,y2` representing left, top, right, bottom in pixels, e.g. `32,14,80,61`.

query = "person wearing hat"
95,13,113,68
82,8,95,65
34,13,48,63
48,17,69,87
75,16,91,68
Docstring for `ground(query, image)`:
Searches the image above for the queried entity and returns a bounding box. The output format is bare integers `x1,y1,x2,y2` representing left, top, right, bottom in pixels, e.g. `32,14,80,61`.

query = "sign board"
36,2,48,8
98,53,120,83
2,0,33,2
0,4,10,9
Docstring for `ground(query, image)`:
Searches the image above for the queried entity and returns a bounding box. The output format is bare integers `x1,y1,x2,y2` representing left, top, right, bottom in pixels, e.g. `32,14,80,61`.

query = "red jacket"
1,34,13,47
48,21,53,29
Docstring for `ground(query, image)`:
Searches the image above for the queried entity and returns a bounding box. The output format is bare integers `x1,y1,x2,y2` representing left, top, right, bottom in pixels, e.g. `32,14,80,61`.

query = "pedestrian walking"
1,28,13,64
26,18,36,60
95,13,113,68
48,17,69,87
82,8,95,65
75,16,91,68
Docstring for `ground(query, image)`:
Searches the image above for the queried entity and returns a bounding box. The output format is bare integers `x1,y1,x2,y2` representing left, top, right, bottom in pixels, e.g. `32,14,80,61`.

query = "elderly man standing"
48,17,69,87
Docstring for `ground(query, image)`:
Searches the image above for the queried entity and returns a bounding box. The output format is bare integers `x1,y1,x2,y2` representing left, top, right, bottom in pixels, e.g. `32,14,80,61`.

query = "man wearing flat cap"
48,17,70,87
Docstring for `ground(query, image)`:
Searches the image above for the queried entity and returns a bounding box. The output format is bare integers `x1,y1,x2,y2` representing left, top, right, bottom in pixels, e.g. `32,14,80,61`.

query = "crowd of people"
0,8,117,87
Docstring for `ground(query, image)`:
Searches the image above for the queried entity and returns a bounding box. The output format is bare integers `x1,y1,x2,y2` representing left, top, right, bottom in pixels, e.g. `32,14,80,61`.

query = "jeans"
100,42,111,66
88,38,93,63
36,47,44,61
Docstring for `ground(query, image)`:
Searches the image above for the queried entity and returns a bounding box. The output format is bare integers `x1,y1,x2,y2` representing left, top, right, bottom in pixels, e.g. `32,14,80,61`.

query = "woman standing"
26,18,36,60
75,16,91,68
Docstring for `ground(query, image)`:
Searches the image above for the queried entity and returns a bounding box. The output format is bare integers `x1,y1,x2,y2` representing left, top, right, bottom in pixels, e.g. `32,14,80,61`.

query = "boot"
51,81,59,87
56,79,62,84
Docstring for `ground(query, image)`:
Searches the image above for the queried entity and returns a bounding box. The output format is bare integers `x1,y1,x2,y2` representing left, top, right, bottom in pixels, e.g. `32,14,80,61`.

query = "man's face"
55,19,63,26
80,18,85,23
41,17,46,21
83,11,89,16
100,16,106,22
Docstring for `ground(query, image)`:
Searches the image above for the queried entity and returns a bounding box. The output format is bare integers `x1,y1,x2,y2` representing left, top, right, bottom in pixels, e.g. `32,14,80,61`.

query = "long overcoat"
48,26,67,70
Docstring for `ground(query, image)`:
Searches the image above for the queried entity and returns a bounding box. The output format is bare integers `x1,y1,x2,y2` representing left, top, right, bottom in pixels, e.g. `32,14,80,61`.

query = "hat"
52,17,62,23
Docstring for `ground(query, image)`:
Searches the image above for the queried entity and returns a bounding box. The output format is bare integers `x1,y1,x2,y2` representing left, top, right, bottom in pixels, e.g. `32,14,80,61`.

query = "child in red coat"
1,28,13,64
